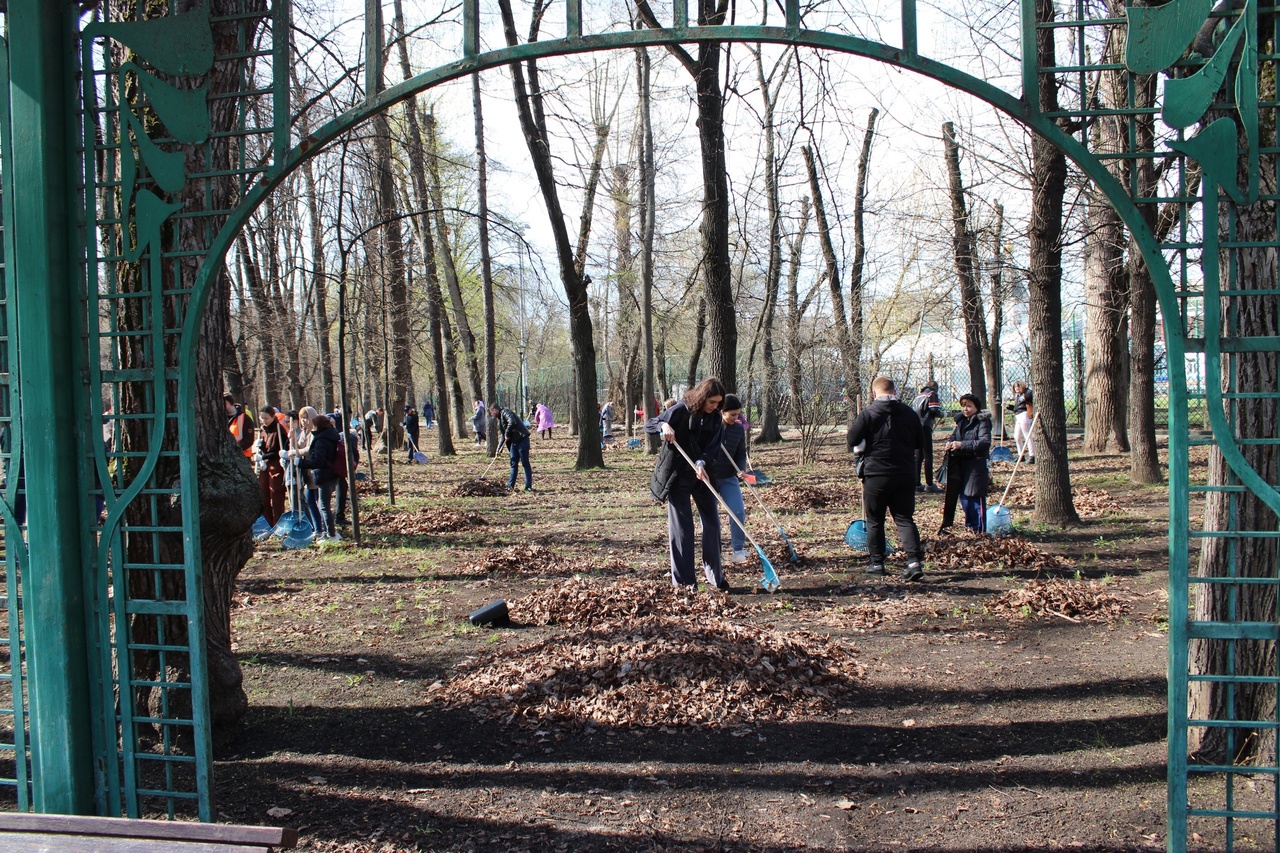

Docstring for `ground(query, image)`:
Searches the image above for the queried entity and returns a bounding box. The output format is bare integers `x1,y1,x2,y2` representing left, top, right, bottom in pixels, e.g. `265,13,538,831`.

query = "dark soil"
211,429,1235,851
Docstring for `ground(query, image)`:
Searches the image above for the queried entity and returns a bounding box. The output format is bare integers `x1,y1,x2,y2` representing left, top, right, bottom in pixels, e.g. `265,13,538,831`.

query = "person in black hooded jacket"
847,376,926,581
646,378,728,590
297,414,341,541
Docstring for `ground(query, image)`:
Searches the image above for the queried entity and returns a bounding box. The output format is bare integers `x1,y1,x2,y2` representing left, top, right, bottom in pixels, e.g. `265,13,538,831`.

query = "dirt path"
215,430,1214,852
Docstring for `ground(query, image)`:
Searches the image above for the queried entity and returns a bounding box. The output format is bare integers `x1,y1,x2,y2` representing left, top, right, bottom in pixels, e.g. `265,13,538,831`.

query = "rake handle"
998,410,1040,507
722,445,789,535
669,440,768,556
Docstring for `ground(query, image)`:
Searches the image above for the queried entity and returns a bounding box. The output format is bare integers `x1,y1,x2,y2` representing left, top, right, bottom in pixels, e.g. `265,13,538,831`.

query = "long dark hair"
684,378,727,412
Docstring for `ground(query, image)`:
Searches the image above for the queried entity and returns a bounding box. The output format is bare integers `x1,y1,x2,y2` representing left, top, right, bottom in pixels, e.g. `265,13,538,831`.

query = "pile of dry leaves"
997,484,1123,518
767,483,850,512
463,545,630,579
509,576,734,625
450,479,509,497
927,531,1069,574
436,614,862,730
361,507,487,535
987,578,1130,622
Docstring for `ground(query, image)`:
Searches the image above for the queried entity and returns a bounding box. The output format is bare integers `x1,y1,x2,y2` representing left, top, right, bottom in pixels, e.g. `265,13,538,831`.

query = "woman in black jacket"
645,378,728,590
298,414,341,541
939,393,992,533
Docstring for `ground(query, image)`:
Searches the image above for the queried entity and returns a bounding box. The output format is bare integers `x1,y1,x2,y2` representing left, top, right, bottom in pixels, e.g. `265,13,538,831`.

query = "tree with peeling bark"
636,44,662,455
473,71,500,456
496,0,604,469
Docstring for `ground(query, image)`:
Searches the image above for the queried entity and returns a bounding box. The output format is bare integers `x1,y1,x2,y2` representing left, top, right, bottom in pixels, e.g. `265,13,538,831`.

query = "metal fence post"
7,0,94,813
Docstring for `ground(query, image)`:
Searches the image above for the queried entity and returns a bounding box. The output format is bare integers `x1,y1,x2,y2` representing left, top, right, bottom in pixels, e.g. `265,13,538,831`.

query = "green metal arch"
180,25,1190,445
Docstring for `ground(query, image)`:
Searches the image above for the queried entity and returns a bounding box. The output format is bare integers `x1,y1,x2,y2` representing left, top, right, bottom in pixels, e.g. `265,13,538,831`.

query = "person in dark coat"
489,402,532,490
910,381,944,493
296,414,341,541
646,378,728,591
472,400,487,445
847,376,926,581
401,406,421,463
709,394,749,565
939,393,993,534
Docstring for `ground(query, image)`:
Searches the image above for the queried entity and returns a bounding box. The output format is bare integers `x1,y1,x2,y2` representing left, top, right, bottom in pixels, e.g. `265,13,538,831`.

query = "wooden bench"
0,812,298,852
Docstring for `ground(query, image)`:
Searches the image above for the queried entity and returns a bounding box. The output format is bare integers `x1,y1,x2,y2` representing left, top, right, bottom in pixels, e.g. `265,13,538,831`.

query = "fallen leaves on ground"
464,545,631,580
509,576,733,625
987,578,1131,622
436,614,862,730
927,530,1069,573
362,507,487,534
767,483,850,511
1000,484,1123,518
450,479,508,497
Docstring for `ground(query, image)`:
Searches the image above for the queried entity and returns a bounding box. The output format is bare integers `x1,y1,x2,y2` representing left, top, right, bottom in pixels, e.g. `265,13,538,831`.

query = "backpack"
331,433,348,479
911,393,931,422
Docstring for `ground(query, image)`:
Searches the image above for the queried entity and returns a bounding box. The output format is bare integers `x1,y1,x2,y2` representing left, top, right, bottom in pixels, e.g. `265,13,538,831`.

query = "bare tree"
497,0,603,468
942,121,989,398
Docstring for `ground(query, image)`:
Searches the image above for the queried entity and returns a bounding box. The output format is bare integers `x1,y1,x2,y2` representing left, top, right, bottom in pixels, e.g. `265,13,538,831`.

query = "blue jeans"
959,492,986,533
716,476,747,553
507,436,532,490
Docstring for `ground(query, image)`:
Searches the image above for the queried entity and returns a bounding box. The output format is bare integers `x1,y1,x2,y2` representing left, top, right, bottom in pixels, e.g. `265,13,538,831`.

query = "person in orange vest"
224,393,256,458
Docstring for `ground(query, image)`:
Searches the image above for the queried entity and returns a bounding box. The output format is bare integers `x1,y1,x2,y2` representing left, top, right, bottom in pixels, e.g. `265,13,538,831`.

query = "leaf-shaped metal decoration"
1169,118,1242,204
1162,4,1249,129
1125,0,1212,74
124,109,186,194
128,64,210,145
83,3,213,77
124,190,184,262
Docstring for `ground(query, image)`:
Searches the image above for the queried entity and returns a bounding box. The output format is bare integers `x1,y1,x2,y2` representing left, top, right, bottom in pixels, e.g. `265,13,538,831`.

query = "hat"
404,405,411,412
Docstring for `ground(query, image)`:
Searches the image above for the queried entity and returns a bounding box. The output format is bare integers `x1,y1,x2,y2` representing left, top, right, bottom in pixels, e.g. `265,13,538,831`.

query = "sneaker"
314,533,330,544
866,564,886,576
902,561,924,582
329,531,342,542
915,484,926,493
730,550,749,564
716,579,731,592
926,485,944,494
523,486,534,492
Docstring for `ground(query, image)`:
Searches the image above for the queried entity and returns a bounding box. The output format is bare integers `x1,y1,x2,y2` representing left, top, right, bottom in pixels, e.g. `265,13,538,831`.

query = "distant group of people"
228,394,358,545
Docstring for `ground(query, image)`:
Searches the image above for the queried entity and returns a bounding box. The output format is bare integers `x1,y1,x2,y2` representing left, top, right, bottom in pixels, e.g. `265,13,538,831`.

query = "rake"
477,439,506,481
281,460,316,549
670,441,781,592
987,411,1039,535
722,445,799,563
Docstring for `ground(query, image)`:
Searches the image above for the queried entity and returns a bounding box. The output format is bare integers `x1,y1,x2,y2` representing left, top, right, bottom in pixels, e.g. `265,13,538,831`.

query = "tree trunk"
1082,42,1131,453
848,109,877,413
1127,71,1165,483
687,297,707,389
424,108,484,406
984,202,1005,435
942,121,988,398
473,72,500,456
497,0,602,468
372,107,412,447
1028,0,1080,526
295,100,334,411
803,145,858,403
782,196,814,441
636,45,661,454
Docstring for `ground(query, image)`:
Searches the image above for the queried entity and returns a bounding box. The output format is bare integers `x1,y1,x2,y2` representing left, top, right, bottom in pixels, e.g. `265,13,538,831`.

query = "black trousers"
915,422,936,487
862,474,923,565
666,473,724,588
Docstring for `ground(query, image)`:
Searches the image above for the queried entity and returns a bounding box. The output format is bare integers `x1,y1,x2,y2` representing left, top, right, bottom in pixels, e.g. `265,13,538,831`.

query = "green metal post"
7,0,94,814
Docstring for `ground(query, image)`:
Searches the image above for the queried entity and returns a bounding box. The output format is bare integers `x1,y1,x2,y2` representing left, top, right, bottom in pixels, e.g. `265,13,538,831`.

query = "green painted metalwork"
7,1,96,814
0,1,1271,849
0,33,32,814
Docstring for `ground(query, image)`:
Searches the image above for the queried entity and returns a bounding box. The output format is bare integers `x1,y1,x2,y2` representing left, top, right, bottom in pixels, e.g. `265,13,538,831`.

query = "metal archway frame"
1,1,1273,850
